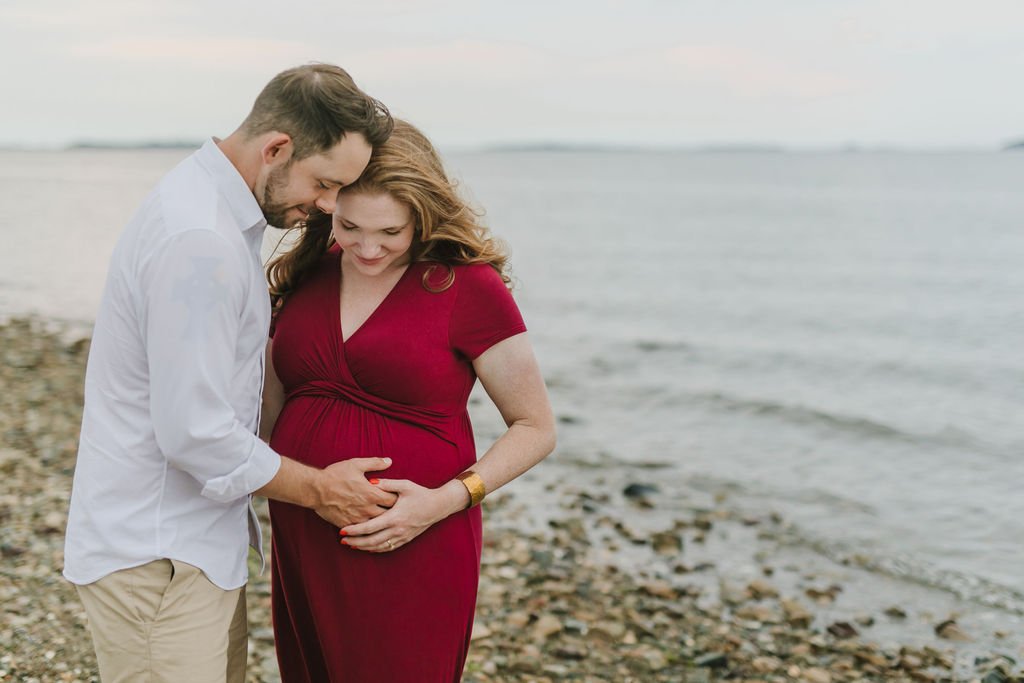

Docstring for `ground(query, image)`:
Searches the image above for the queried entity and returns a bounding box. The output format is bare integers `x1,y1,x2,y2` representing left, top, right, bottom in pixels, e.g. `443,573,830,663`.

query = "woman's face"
332,191,415,277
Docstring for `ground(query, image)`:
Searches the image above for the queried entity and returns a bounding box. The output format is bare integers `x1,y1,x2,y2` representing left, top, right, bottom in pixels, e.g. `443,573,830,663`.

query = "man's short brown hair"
241,63,393,159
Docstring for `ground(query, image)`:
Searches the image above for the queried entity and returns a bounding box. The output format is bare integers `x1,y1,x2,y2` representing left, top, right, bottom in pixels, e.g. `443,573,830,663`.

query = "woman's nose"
359,240,382,257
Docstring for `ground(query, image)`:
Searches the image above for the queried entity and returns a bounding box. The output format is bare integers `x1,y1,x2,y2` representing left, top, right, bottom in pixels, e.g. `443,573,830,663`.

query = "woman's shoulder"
457,262,509,291
412,261,507,296
454,261,500,276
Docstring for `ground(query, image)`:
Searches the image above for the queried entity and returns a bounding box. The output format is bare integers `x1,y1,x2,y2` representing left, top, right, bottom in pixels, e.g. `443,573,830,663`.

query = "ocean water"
1,147,1022,612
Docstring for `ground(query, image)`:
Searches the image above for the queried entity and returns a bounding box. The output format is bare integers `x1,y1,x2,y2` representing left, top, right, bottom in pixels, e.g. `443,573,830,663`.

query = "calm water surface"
2,147,1022,610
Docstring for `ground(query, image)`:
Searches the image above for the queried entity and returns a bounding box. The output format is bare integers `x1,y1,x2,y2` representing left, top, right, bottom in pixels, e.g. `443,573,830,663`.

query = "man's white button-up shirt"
64,139,282,590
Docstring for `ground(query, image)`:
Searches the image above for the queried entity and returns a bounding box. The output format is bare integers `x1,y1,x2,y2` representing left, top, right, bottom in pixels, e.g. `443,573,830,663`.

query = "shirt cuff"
200,438,282,503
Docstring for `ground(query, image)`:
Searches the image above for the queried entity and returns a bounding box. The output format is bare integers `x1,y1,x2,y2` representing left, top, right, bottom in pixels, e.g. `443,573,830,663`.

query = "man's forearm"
254,456,323,508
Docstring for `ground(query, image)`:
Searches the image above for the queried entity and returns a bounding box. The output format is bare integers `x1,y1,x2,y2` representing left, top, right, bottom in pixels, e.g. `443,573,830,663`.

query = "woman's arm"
456,331,557,497
259,339,285,443
339,332,556,551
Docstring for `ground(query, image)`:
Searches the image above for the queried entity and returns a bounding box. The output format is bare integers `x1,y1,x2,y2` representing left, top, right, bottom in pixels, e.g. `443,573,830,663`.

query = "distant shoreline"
66,141,203,151
0,142,1018,155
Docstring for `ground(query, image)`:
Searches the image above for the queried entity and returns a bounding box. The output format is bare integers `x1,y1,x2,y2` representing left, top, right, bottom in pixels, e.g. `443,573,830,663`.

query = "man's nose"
315,187,340,214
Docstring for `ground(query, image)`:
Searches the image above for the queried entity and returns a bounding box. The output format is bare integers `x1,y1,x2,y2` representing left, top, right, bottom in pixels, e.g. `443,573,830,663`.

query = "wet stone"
651,531,682,556
780,598,813,628
640,580,677,600
532,614,563,640
563,618,588,635
805,584,842,604
622,483,659,499
934,618,973,642
693,515,713,531
746,579,778,599
885,605,908,619
982,669,1010,683
804,667,832,683
553,644,588,660
827,621,859,639
695,652,728,668
854,613,875,627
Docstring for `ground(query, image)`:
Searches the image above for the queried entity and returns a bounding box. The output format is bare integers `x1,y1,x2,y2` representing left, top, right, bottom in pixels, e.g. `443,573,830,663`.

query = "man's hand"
312,457,398,527
256,455,398,527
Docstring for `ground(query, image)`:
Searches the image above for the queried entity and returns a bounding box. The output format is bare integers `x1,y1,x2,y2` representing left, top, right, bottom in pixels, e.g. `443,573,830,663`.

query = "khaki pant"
76,559,247,683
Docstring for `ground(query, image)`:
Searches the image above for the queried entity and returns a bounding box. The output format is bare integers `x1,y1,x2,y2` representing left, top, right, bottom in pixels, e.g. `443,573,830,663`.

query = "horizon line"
1,139,1022,154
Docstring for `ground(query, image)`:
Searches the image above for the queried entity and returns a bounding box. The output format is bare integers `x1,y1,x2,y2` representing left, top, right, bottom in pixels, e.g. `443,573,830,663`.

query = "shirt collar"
195,138,268,233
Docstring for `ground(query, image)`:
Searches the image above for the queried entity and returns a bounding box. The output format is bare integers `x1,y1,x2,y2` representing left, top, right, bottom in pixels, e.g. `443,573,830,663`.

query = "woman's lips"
355,254,385,266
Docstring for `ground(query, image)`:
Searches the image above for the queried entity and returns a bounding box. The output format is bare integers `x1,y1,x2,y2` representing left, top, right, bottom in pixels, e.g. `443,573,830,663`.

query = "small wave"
653,470,1024,616
695,391,991,453
633,339,693,353
779,529,1024,616
699,391,911,439
690,470,1024,615
686,472,880,516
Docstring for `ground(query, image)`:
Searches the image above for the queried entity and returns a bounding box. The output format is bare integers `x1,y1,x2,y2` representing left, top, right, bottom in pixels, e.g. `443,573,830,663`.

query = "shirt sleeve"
449,264,528,360
143,229,281,503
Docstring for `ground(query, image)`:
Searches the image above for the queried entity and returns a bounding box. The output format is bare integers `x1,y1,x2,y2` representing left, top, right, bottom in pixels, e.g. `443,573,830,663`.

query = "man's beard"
260,162,304,229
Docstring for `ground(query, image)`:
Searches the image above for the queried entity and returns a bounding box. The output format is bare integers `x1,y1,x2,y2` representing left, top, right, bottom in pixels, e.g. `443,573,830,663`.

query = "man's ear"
260,133,293,167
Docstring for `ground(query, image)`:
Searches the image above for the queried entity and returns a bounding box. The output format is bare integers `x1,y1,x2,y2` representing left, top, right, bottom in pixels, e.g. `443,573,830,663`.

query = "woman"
261,119,556,682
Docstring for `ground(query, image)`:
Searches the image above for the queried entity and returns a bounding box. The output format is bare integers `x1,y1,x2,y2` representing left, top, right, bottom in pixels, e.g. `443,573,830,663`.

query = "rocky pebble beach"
1,317,1021,682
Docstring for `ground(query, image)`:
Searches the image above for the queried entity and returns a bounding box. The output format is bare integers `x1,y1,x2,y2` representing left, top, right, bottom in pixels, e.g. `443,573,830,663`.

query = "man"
64,64,396,682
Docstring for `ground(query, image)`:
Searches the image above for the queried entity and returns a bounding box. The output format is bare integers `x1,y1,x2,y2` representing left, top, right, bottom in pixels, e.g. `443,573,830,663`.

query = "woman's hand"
337,478,468,552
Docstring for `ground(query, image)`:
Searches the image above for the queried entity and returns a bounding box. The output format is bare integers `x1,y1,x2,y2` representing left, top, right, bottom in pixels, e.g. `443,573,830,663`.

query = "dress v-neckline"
336,252,412,345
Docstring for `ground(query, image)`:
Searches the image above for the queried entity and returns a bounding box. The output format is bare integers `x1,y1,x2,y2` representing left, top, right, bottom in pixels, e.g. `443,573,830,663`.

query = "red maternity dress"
267,247,526,682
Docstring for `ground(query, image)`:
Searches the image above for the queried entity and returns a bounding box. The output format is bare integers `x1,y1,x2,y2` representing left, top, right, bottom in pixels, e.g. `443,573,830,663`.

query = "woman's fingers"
374,478,415,495
341,529,402,552
340,511,405,551
340,513,390,537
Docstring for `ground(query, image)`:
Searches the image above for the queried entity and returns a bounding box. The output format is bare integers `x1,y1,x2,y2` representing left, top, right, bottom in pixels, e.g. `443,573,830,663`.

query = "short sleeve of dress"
449,264,527,360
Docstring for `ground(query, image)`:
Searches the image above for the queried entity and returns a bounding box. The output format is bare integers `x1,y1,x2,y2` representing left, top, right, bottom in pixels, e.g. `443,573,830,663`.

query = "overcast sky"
2,1,1023,149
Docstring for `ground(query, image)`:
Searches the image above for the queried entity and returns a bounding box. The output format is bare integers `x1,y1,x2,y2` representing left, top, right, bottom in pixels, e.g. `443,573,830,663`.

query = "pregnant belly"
269,395,470,488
